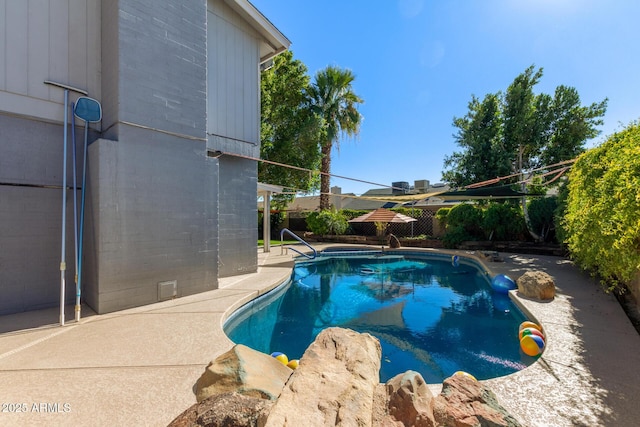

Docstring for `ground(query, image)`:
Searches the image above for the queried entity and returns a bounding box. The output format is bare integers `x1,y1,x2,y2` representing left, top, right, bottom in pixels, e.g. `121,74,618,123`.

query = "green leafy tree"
308,66,364,210
563,121,640,291
260,51,324,208
443,65,607,187
502,65,550,172
541,85,608,166
443,94,509,187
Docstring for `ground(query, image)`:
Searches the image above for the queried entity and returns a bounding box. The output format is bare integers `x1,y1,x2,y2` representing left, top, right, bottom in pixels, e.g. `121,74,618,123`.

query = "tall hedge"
438,204,484,248
563,121,640,290
527,197,559,242
483,202,526,241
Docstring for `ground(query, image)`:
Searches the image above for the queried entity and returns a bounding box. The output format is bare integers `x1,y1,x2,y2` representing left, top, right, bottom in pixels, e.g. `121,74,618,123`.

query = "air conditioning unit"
392,181,410,195
414,180,430,193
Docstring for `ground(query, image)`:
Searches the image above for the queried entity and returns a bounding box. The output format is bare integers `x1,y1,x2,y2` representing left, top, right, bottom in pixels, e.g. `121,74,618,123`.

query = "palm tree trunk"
319,141,332,210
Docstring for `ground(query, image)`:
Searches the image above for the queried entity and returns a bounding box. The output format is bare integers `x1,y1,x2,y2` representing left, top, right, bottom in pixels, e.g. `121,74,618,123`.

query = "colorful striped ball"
519,327,545,341
520,334,545,357
519,321,543,333
271,352,289,365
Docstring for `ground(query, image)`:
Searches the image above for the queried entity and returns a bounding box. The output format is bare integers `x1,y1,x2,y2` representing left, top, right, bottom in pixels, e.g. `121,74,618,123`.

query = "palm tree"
308,66,363,210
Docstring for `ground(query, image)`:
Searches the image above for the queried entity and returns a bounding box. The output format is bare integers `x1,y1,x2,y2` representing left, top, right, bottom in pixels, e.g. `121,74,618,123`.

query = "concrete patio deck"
1,245,639,426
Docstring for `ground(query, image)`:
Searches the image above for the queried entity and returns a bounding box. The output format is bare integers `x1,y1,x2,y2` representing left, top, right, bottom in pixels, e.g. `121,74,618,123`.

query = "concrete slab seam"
0,326,76,361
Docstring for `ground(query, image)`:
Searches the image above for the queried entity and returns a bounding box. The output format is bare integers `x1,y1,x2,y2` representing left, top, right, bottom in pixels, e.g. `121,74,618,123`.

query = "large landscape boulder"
516,271,556,301
264,327,382,427
385,371,436,427
433,374,521,427
388,234,401,249
173,328,522,426
195,344,292,403
168,392,273,427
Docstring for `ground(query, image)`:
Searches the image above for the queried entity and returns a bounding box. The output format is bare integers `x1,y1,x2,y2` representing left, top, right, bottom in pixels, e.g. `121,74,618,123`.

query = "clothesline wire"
222,151,576,197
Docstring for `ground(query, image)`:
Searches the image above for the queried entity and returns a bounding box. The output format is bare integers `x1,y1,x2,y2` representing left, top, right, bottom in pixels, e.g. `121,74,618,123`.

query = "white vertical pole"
60,89,69,326
263,191,271,253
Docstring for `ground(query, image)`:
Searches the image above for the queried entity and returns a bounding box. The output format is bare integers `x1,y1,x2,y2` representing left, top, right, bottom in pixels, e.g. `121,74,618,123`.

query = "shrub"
483,202,527,241
439,204,483,248
446,204,484,237
563,121,640,291
527,197,558,242
390,207,418,218
306,210,349,235
554,182,570,244
306,211,326,235
340,209,369,221
374,221,387,236
403,234,428,240
442,225,474,248
435,207,451,227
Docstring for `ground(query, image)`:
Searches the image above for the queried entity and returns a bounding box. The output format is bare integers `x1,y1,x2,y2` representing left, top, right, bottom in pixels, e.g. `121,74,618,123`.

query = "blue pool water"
225,252,535,382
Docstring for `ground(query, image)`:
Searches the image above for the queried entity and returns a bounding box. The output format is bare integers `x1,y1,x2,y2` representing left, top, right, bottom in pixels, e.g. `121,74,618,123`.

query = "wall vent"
158,280,177,301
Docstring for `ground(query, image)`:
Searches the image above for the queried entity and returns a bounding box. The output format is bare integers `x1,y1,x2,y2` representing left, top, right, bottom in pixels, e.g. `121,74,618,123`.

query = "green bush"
527,197,558,242
483,202,526,241
446,204,484,237
563,121,640,291
340,209,369,220
554,182,570,244
435,207,451,227
306,210,349,235
442,225,474,248
439,204,484,248
306,211,326,235
390,207,418,218
403,234,429,241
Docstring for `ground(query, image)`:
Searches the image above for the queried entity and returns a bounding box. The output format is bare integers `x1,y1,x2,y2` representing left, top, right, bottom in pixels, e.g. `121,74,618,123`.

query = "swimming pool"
224,250,535,382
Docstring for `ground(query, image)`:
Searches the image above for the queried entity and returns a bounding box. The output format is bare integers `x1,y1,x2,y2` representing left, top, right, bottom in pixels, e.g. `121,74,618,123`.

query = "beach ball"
453,371,477,381
519,321,543,333
520,335,545,357
519,327,545,341
287,359,299,370
452,255,460,267
270,352,289,365
491,274,516,294
491,291,513,312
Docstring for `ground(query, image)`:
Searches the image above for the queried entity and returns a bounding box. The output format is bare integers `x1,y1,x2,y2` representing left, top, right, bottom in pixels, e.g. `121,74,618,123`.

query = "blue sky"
251,0,640,195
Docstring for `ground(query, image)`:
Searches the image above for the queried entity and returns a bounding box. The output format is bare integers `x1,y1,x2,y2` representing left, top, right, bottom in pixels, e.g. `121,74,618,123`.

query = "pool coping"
1,244,639,426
